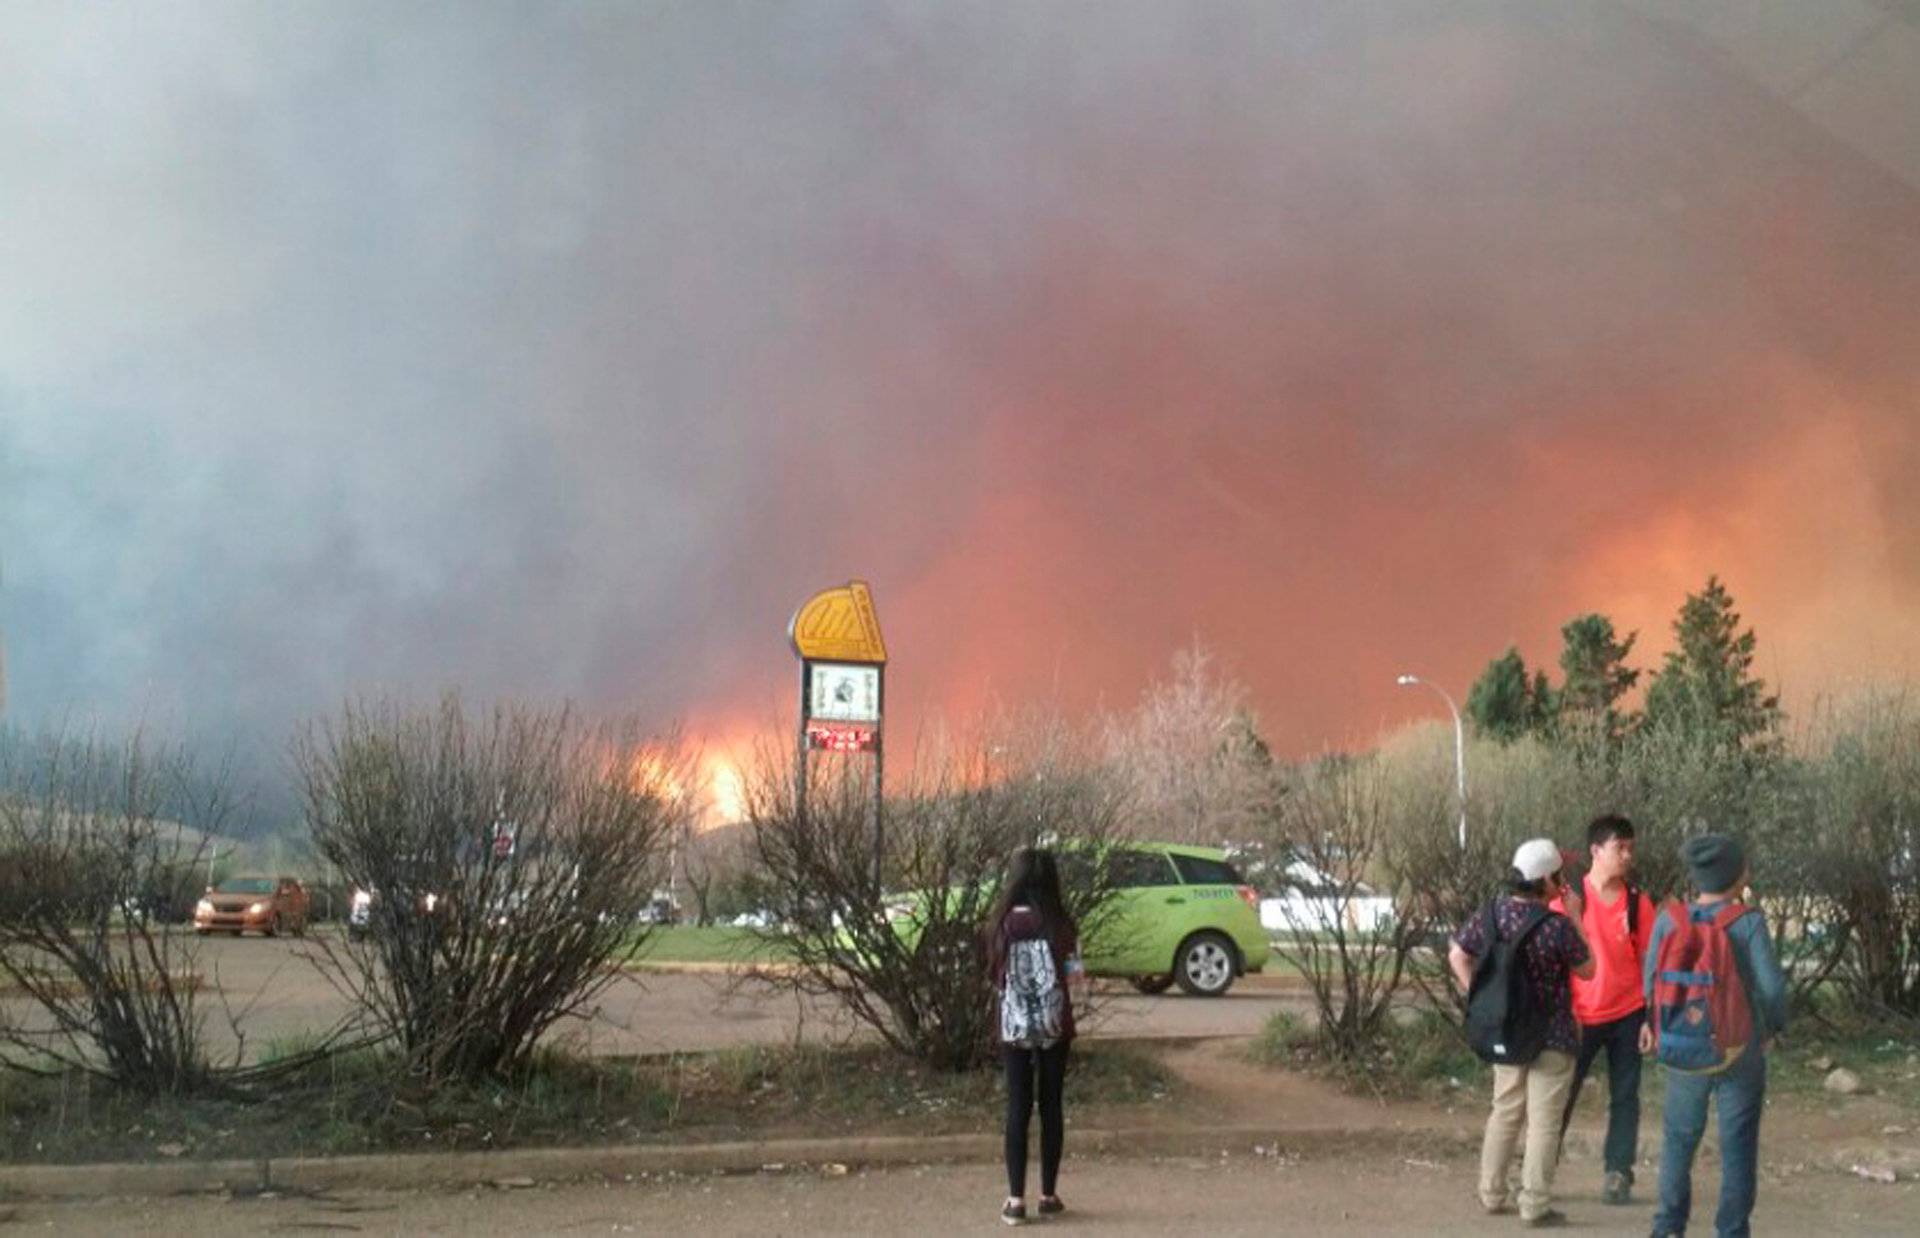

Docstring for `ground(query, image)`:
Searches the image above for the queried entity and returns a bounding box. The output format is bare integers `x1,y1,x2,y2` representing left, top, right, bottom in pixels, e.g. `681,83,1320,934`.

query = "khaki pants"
1480,1050,1575,1220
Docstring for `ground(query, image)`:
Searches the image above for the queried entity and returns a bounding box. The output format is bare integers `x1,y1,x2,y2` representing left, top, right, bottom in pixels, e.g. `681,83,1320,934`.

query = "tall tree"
1556,613,1641,741
1466,647,1551,744
1642,576,1781,750
1102,642,1284,844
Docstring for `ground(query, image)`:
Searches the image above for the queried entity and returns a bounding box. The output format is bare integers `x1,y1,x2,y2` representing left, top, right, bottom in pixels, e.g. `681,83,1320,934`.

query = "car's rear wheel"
1173,931,1237,997
1130,974,1175,995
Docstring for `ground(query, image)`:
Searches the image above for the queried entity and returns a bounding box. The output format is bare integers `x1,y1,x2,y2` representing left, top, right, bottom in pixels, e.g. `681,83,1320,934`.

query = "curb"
0,1123,1473,1202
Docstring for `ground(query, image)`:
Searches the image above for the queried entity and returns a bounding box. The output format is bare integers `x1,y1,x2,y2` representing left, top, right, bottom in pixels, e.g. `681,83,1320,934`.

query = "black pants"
1003,1042,1069,1198
1559,1008,1646,1176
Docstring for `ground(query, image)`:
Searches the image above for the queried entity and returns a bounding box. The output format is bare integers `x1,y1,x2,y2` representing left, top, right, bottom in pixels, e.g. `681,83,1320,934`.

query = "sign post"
788,580,888,894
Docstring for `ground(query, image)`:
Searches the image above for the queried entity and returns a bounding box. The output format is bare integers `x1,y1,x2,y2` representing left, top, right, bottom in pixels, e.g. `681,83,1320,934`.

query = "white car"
1260,859,1396,936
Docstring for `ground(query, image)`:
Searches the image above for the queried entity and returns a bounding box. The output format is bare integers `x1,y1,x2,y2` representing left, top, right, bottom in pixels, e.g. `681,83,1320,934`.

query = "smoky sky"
4,1,1919,775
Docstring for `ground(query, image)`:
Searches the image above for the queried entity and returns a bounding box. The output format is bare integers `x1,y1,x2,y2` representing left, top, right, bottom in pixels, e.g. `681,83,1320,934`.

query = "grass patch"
1247,1009,1482,1101
625,925,794,966
0,1039,1177,1166
1766,1009,1920,1112
1253,1002,1920,1116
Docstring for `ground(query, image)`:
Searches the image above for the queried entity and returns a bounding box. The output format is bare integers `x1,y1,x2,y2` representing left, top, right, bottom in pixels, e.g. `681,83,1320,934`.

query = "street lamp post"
1398,673,1467,850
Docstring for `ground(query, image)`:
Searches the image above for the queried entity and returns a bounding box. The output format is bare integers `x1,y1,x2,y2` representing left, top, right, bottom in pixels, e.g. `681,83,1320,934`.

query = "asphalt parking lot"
1,929,1310,1060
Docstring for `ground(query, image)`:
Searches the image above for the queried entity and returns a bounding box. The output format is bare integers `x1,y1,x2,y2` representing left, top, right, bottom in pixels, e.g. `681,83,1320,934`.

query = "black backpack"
1465,900,1553,1067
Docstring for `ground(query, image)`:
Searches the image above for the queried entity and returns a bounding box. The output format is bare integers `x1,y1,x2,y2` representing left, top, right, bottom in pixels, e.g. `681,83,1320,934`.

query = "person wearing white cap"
1449,839,1596,1228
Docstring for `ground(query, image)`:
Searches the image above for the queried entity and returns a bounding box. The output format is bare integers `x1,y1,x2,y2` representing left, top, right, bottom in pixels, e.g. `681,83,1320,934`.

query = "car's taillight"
1235,885,1259,913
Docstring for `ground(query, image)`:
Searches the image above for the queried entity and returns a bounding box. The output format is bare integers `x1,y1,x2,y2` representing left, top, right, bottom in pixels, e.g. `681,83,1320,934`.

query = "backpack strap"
1625,882,1640,940
1709,901,1751,931
1510,900,1551,947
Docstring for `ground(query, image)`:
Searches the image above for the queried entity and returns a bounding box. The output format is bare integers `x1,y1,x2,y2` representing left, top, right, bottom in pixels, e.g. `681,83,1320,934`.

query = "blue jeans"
1653,1048,1766,1237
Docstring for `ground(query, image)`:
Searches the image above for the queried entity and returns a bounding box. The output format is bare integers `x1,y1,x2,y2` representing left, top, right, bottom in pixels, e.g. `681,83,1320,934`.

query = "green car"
1076,842,1269,997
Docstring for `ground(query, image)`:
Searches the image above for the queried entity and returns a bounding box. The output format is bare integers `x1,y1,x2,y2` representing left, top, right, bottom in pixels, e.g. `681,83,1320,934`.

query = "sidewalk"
18,1136,1920,1236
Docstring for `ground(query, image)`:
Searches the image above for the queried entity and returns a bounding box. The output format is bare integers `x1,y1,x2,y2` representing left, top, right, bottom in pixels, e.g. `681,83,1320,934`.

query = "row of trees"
1466,576,1781,751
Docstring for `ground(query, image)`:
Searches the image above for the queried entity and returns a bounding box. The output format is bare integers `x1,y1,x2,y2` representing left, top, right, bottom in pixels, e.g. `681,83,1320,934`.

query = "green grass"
1253,1002,1920,1115
1764,1010,1920,1111
624,925,794,966
0,1040,1176,1166
1248,1008,1485,1100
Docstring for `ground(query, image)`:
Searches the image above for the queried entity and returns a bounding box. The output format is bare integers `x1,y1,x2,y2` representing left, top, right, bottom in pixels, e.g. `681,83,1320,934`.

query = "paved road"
31,1145,1920,1235
1,931,1311,1059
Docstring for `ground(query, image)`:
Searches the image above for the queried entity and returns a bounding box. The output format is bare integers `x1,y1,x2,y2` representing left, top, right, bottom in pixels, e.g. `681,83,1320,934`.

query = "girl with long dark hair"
987,846,1083,1226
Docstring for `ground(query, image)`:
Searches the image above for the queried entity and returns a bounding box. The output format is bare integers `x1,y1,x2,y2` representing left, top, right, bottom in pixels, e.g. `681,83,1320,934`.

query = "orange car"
193,875,311,937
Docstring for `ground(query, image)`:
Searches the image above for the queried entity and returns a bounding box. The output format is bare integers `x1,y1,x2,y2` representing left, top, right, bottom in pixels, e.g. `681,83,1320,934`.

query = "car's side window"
1171,854,1242,886
1107,849,1180,888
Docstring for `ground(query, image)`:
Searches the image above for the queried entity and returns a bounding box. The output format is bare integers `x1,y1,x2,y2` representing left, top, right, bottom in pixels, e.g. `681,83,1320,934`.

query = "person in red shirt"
1551,814,1657,1206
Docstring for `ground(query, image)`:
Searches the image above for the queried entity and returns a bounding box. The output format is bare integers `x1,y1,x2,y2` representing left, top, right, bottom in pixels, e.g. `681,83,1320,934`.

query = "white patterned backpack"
1000,936,1066,1049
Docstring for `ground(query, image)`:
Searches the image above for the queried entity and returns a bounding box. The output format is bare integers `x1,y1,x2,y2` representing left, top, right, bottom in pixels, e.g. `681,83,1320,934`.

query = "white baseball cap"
1511,838,1564,882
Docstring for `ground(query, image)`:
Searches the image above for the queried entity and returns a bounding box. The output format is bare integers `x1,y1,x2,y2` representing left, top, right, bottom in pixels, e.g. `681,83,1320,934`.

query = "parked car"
637,891,679,925
1076,843,1270,997
194,875,311,937
880,841,1269,997
346,885,442,941
1260,858,1397,937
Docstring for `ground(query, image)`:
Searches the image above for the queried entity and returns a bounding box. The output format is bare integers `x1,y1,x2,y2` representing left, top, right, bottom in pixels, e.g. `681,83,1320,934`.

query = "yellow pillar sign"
789,580,888,664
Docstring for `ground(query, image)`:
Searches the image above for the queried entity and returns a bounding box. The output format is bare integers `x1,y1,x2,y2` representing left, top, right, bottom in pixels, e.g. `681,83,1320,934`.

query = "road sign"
805,720,879,753
789,580,888,664
807,661,881,723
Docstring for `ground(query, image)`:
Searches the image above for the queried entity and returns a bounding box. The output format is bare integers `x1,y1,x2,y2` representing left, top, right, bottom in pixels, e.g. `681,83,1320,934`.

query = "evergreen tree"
1556,613,1641,741
1642,576,1781,750
1466,647,1550,744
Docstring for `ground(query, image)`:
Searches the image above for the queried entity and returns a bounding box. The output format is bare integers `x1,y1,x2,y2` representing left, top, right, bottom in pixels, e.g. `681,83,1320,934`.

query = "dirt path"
29,1141,1920,1236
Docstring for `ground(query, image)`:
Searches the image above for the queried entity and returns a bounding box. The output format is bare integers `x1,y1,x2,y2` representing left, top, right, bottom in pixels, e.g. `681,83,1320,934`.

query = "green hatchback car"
1074,842,1269,997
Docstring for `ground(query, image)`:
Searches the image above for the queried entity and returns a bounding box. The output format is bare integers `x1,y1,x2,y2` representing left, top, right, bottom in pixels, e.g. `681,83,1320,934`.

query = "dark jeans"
1559,1007,1645,1177
1653,1047,1767,1238
1003,1042,1069,1198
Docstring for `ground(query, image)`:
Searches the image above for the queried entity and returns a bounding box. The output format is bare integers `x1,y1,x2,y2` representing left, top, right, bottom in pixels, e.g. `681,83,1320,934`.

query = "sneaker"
1037,1195,1065,1217
1604,1170,1633,1205
1482,1199,1515,1216
1001,1200,1027,1226
1522,1209,1569,1228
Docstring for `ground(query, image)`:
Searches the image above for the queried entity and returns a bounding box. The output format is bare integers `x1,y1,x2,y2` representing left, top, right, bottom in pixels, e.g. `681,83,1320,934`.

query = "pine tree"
1642,576,1781,750
1466,647,1550,744
1556,613,1641,741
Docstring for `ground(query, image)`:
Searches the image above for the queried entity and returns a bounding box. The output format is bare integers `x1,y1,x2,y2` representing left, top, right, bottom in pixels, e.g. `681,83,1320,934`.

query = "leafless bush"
742,722,1129,1072
1101,643,1285,845
0,728,232,1094
1262,755,1445,1059
1791,690,1920,1020
296,694,694,1082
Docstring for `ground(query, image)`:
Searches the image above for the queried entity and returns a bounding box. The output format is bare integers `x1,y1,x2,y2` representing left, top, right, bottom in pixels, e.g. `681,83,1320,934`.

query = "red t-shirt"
1551,877,1656,1026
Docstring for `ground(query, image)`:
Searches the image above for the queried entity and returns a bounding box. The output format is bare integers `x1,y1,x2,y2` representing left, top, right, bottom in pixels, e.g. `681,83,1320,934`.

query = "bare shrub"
1263,755,1446,1059
1101,643,1285,845
1793,690,1920,1020
0,728,231,1094
742,721,1128,1072
296,694,694,1082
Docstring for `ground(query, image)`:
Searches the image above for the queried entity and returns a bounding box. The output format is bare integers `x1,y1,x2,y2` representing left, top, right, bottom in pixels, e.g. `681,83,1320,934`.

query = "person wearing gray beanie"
1680,834,1746,896
1642,832,1784,1238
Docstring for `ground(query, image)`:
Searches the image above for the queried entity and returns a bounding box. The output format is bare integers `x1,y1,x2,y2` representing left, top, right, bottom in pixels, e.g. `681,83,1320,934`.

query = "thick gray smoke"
3,2,1918,799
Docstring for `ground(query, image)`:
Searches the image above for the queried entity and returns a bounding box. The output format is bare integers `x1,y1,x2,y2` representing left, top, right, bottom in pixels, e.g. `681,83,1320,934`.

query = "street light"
1398,673,1467,850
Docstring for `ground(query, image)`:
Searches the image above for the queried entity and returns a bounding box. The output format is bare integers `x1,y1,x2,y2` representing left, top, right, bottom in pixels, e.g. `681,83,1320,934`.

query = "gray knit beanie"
1681,833,1746,895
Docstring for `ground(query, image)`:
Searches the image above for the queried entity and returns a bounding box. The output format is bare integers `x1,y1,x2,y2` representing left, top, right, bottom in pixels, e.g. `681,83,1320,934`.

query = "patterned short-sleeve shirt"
1453,897,1590,1055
